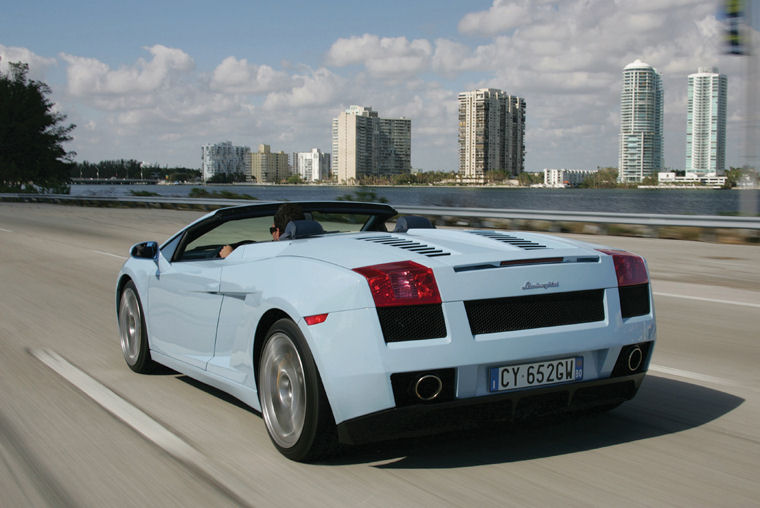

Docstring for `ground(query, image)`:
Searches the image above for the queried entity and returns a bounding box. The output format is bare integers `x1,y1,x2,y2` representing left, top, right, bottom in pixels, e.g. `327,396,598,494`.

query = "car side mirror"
130,241,159,259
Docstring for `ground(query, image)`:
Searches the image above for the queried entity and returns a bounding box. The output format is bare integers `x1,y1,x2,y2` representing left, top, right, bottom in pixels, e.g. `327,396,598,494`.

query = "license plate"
489,356,583,392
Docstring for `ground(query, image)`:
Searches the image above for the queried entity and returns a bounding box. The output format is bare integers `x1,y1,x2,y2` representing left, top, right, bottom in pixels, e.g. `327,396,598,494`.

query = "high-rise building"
251,144,290,183
457,88,526,180
293,148,331,182
618,60,664,183
332,105,411,183
685,67,727,175
201,141,250,181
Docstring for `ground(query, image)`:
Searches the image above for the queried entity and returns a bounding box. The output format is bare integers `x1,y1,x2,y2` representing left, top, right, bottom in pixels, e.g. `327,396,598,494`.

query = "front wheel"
118,281,156,373
258,319,336,461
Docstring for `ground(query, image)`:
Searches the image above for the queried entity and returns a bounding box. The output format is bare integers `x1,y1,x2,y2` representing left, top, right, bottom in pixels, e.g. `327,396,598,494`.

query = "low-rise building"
543,168,598,188
657,171,726,187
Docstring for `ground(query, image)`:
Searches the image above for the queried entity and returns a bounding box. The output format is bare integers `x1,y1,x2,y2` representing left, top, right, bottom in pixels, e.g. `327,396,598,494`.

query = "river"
69,184,760,216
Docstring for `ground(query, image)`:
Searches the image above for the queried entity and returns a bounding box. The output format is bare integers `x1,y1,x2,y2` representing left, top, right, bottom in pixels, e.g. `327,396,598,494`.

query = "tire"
118,281,156,373
258,319,337,461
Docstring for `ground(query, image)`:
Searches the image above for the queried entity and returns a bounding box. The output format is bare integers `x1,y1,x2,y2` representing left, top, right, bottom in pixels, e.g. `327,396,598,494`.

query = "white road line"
29,349,259,506
0,227,13,233
649,363,743,389
93,250,125,259
653,291,760,309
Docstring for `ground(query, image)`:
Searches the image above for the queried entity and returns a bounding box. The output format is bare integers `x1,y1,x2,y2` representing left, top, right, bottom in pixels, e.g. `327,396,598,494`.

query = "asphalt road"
1,203,758,507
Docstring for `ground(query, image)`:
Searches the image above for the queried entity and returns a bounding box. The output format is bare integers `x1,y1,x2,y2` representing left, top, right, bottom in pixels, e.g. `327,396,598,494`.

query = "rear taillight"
353,261,442,307
597,249,648,286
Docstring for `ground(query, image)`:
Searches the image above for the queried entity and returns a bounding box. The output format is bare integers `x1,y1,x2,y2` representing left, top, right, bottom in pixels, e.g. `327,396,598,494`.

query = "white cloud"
326,34,432,78
210,56,294,93
61,44,194,97
458,0,533,36
0,45,57,80
263,67,345,109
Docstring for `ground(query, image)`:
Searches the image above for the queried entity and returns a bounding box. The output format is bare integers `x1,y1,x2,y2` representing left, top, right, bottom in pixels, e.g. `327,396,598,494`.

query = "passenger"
219,203,304,258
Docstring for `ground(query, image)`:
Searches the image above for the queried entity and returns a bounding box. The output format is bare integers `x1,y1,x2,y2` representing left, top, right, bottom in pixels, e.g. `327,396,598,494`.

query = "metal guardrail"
394,205,760,230
2,193,759,230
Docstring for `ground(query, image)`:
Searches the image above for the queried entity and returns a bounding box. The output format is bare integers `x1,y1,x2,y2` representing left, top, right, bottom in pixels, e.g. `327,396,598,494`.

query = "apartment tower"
250,144,290,183
457,88,526,180
685,67,727,175
332,105,411,183
618,60,664,183
201,141,250,181
293,148,331,182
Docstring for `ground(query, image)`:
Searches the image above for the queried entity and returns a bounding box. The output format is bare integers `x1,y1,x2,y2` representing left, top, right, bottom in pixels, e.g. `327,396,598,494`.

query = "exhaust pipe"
414,374,443,401
627,346,643,372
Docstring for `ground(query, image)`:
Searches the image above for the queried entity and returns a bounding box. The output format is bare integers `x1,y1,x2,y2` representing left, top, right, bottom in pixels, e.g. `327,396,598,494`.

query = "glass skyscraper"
685,67,727,175
618,60,663,183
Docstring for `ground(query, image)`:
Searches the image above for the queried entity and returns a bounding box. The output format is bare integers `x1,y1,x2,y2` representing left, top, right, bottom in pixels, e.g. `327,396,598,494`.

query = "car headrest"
393,215,435,233
281,219,325,239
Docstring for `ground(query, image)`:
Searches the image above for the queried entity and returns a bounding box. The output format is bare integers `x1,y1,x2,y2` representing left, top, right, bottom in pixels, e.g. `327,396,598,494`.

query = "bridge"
0,201,757,506
71,177,161,185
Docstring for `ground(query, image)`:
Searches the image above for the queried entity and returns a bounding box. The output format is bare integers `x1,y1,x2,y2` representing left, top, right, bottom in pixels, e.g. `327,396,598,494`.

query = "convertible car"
117,201,656,461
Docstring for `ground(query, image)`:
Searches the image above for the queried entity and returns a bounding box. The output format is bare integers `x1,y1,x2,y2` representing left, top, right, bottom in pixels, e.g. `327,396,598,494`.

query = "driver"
219,203,305,258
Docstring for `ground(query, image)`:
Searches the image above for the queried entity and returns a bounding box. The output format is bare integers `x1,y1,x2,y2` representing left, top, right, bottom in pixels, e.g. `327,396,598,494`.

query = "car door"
147,251,223,370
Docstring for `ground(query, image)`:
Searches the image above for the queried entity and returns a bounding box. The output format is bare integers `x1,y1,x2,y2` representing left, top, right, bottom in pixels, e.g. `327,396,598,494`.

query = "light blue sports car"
117,201,656,461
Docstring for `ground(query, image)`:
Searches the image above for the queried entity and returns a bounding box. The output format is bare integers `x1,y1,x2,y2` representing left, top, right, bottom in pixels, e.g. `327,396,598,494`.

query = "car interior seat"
393,215,435,233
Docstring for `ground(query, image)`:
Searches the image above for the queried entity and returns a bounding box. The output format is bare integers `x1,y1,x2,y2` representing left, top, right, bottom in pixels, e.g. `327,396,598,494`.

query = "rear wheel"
258,319,336,461
118,281,156,373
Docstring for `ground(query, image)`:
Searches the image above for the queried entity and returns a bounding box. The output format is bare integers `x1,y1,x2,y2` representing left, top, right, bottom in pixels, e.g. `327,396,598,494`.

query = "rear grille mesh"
619,283,650,318
465,289,605,335
377,304,447,342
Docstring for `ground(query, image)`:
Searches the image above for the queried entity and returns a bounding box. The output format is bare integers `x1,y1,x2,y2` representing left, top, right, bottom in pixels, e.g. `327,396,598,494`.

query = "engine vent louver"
468,231,548,250
358,235,451,257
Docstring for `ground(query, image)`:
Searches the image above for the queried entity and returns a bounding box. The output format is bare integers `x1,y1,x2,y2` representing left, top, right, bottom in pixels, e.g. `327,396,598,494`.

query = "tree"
581,167,619,188
0,62,76,192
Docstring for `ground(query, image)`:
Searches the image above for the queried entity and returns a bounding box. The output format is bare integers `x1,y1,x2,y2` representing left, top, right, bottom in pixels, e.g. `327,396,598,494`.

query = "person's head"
271,203,305,240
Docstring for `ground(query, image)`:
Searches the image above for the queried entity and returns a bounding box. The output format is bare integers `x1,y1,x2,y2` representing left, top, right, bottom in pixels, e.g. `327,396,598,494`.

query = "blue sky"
1,0,757,172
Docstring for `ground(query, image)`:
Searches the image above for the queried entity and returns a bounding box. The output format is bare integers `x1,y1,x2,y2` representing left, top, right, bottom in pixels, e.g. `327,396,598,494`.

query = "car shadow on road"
326,375,744,468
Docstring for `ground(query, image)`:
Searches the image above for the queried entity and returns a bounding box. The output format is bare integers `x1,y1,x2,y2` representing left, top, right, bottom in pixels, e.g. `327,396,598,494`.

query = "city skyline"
1,1,756,172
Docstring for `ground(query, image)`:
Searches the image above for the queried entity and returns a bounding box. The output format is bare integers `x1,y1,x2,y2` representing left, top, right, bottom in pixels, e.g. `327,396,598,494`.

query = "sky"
1,0,758,172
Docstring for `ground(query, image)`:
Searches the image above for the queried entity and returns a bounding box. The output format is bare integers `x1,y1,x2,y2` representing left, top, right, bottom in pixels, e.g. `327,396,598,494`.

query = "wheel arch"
252,308,293,394
116,274,133,313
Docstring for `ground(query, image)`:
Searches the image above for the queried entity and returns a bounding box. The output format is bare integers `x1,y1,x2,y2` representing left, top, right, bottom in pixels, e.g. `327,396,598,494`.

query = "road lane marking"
0,227,13,232
653,291,760,309
649,363,743,389
29,349,259,507
93,250,125,259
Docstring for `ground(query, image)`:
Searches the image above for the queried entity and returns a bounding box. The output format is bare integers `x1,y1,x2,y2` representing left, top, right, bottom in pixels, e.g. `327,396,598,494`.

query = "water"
69,184,760,216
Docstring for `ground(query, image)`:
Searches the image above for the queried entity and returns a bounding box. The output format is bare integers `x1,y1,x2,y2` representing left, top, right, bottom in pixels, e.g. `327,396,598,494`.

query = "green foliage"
723,166,758,188
207,172,247,184
518,172,543,186
70,159,201,182
581,167,619,188
188,187,257,200
640,175,658,186
336,186,389,203
286,174,304,184
0,62,76,192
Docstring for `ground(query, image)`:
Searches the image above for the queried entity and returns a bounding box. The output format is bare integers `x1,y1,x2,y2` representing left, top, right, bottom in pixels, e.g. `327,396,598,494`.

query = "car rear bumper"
336,372,646,445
